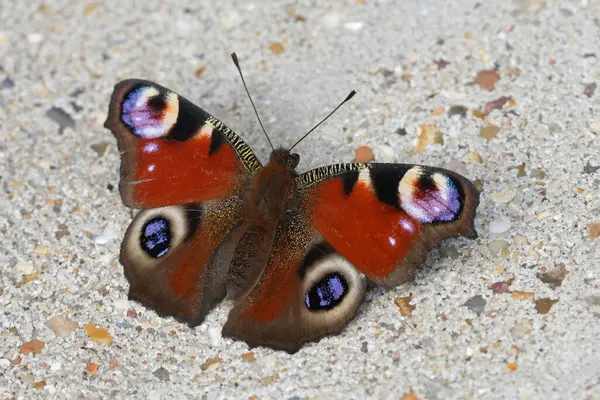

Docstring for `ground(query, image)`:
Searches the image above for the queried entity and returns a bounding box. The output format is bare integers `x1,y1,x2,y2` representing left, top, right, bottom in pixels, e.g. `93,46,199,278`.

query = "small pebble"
344,21,364,31
153,367,170,381
90,142,109,157
84,324,113,344
589,120,600,134
491,281,511,294
14,262,34,275
27,32,43,43
489,216,512,234
46,107,75,133
464,295,486,316
34,244,49,256
112,298,129,311
201,357,222,371
488,239,510,255
1,77,14,89
491,187,516,203
47,316,79,338
361,341,369,353
355,146,374,163
463,152,483,164
208,327,221,346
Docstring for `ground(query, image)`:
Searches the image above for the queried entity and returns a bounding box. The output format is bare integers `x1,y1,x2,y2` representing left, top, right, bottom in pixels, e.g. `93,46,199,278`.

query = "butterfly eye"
305,273,349,310
123,205,193,264
286,153,300,170
140,217,171,258
300,251,366,327
120,85,179,139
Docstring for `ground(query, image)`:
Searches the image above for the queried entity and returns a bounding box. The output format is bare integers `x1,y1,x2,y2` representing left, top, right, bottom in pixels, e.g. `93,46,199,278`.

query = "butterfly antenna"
289,89,357,151
231,52,274,150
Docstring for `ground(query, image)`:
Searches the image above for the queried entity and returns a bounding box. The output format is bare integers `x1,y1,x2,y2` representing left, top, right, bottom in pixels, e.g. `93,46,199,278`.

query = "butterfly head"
270,148,300,171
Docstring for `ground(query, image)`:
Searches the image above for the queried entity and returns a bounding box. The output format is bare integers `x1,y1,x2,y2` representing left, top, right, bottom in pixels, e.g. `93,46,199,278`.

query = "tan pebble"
431,107,445,116
241,352,256,362
535,298,558,314
84,324,113,344
395,296,415,317
47,316,79,338
475,69,500,90
537,210,551,220
511,291,534,301
34,245,49,256
19,340,45,355
401,391,421,400
355,146,375,162
86,360,99,376
269,42,285,55
414,125,444,153
464,152,483,164
201,357,222,371
588,222,600,240
480,125,501,141
32,380,46,389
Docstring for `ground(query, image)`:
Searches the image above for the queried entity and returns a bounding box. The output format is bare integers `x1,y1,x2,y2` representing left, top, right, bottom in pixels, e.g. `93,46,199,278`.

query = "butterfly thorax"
248,148,300,223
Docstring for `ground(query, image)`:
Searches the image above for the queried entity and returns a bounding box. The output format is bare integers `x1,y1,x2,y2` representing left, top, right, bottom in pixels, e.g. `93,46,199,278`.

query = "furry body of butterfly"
104,79,480,352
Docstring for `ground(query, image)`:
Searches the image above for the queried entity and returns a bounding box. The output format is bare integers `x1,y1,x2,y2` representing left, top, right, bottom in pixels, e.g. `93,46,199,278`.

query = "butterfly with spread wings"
104,54,479,353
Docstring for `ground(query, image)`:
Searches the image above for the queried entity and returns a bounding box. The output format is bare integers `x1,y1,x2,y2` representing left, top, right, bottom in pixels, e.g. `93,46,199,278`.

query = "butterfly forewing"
104,79,261,208
296,162,479,286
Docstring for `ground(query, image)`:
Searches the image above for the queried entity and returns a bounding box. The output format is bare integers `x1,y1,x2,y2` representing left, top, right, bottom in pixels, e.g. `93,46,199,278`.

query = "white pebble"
50,362,61,371
323,13,340,28
491,187,517,203
27,33,43,44
208,327,221,346
113,298,129,312
14,262,34,275
489,216,512,234
344,21,364,31
91,234,111,244
377,145,395,161
0,359,10,369
589,120,600,134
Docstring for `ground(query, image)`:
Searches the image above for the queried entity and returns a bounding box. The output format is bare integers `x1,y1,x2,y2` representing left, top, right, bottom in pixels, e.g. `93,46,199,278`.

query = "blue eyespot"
305,274,348,311
140,217,171,258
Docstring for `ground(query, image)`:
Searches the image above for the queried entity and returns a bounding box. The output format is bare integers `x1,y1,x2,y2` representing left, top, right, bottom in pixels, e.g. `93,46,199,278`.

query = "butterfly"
104,53,480,353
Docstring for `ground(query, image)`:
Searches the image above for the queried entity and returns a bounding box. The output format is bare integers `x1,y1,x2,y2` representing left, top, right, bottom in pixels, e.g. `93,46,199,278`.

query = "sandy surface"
1,0,599,399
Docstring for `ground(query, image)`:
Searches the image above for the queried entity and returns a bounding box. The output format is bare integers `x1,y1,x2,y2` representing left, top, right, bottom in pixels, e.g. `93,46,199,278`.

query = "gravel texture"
1,0,599,399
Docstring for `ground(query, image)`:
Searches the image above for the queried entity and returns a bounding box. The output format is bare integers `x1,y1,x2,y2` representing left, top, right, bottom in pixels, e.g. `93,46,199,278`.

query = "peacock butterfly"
104,53,480,352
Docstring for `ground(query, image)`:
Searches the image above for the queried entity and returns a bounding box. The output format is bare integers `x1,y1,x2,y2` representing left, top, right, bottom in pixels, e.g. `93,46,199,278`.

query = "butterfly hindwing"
121,198,245,325
297,162,480,286
104,79,262,208
222,213,367,352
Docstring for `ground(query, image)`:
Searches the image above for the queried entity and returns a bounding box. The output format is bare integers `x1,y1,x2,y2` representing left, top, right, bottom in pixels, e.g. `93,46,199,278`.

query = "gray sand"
1,0,599,398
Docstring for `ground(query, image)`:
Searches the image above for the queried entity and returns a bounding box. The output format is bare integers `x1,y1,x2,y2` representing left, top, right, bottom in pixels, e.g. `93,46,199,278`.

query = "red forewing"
104,79,261,208
298,163,479,286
